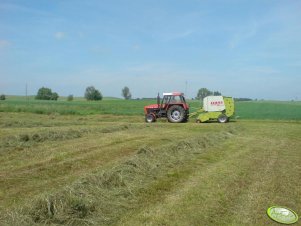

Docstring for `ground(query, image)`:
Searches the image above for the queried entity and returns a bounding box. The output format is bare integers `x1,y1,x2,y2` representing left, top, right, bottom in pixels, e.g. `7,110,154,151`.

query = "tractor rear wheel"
217,114,228,123
167,105,185,123
182,113,189,122
145,114,156,123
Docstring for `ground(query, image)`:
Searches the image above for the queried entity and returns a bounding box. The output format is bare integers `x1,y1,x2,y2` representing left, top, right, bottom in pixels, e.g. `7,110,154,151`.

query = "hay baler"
193,96,235,123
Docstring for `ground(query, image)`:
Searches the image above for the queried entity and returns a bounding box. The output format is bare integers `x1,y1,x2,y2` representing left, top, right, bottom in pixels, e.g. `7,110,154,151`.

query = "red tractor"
144,92,189,123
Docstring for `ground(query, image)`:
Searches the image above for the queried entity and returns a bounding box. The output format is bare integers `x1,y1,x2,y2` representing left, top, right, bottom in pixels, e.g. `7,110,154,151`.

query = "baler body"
196,96,234,123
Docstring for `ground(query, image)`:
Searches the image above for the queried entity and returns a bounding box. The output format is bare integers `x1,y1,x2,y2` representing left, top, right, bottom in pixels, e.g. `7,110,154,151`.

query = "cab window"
170,95,182,103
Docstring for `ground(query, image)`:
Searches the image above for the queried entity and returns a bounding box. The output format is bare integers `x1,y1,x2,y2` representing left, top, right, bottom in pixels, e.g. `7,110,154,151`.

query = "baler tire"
167,105,185,123
218,114,228,123
145,114,156,123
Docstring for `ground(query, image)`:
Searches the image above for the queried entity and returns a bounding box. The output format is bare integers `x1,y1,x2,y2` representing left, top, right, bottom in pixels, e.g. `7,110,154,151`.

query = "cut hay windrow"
1,127,238,226
0,124,145,149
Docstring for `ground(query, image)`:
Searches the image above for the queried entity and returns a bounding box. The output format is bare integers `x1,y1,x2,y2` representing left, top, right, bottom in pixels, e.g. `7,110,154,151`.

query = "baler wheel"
218,114,228,123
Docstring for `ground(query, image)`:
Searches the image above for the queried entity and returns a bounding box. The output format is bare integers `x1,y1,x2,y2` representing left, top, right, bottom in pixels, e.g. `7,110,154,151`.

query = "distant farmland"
1,96,301,120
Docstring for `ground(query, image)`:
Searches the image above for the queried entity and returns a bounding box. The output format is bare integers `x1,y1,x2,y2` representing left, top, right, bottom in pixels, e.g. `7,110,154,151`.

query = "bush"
84,86,102,101
35,87,59,101
67,95,74,101
0,94,5,100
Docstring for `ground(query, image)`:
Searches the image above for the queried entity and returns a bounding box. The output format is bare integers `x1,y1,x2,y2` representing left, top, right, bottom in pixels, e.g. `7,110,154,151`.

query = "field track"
0,112,300,225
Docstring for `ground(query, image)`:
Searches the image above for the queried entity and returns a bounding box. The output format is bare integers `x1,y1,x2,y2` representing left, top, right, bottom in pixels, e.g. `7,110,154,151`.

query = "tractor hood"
144,104,161,114
144,104,160,109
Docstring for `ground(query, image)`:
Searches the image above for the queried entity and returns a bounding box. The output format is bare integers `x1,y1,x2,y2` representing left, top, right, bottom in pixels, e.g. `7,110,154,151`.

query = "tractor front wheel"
217,114,228,123
167,105,185,123
145,114,156,123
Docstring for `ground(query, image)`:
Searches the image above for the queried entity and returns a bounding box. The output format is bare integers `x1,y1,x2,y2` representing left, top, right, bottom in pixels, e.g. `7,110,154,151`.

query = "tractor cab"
144,92,189,123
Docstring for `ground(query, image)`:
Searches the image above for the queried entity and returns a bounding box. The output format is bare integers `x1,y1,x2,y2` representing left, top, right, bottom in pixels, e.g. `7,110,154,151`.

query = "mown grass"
0,112,224,208
1,96,301,120
0,112,300,225
120,121,301,226
2,132,236,226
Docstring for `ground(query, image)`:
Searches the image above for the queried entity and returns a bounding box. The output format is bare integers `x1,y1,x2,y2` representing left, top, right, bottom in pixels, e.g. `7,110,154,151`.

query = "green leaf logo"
267,206,299,224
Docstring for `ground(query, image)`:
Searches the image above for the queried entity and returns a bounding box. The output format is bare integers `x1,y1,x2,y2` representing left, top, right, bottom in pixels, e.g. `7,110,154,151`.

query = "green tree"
196,88,212,100
67,94,74,101
50,92,59,100
35,87,59,100
122,86,132,100
0,94,5,100
213,91,222,96
84,86,103,101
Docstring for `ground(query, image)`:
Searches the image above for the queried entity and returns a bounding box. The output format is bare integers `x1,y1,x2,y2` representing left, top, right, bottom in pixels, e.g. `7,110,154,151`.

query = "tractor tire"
217,114,228,123
145,114,156,123
167,105,185,123
182,112,189,123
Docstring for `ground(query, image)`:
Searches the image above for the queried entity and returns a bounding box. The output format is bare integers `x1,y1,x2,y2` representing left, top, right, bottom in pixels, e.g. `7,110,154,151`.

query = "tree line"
34,86,219,101
0,87,253,101
34,86,132,101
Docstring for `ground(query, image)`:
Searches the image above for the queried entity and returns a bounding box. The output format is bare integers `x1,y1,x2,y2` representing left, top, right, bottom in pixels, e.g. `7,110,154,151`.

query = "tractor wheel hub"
171,110,181,120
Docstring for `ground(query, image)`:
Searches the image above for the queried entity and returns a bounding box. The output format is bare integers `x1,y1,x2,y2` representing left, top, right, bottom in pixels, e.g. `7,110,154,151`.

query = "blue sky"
0,0,300,100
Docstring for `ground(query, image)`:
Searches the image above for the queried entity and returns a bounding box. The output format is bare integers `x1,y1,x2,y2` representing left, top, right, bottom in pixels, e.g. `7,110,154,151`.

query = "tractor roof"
163,92,184,96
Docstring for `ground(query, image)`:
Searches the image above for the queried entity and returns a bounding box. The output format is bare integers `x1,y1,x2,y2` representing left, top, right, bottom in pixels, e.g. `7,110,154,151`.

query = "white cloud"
0,40,11,48
54,32,66,40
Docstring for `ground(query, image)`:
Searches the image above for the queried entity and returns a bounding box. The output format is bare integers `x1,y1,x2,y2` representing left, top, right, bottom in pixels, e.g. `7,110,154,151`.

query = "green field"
1,96,301,120
0,99,301,225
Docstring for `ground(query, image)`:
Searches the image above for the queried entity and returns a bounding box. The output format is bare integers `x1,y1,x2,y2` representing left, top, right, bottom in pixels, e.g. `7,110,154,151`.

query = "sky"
0,0,301,100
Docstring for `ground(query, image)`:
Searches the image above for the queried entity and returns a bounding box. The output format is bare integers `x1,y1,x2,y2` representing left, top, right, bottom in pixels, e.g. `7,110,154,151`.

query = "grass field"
0,108,300,225
1,96,301,120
